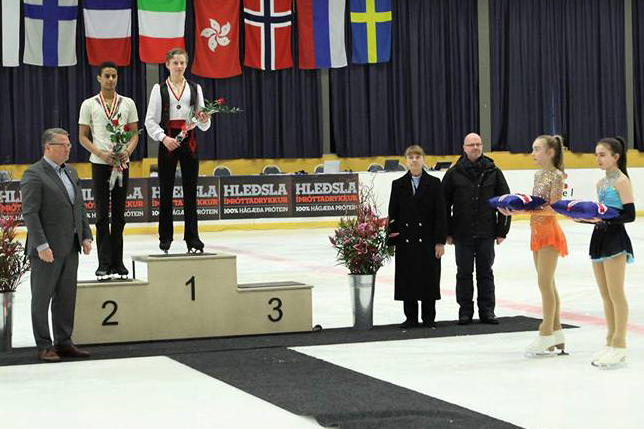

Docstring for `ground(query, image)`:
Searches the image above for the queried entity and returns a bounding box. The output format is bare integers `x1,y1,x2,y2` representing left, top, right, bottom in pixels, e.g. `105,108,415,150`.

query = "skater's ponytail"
537,134,565,172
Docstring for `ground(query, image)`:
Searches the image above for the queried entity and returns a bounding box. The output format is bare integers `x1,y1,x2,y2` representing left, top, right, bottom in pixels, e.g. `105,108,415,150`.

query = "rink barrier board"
0,174,360,224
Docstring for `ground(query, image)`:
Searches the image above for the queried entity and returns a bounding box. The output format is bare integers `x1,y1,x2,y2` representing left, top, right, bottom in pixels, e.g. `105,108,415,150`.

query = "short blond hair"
404,145,425,157
166,48,189,62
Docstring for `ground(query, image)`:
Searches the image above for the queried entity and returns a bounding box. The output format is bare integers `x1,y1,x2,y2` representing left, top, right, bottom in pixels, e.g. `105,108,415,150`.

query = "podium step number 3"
72,253,313,345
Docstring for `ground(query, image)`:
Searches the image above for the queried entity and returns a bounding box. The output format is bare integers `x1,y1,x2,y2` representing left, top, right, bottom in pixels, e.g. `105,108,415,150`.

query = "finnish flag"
23,0,78,67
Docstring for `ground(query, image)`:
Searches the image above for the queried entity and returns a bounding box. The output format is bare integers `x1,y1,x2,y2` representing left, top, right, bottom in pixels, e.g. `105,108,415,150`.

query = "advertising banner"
148,176,220,222
220,175,293,219
0,180,23,221
79,178,150,224
293,173,359,217
3,173,360,223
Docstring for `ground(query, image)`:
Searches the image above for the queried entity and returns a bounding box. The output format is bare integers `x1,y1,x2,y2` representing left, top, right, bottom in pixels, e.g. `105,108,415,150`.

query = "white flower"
200,19,231,52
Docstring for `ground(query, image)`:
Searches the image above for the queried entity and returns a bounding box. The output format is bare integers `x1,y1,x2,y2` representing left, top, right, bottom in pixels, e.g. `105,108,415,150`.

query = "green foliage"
329,185,394,275
0,209,30,293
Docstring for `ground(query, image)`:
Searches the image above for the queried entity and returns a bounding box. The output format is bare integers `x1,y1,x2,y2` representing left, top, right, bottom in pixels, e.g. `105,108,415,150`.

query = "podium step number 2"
72,253,313,345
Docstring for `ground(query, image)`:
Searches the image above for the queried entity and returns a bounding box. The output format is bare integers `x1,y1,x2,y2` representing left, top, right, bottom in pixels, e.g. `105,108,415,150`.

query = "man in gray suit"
21,128,93,362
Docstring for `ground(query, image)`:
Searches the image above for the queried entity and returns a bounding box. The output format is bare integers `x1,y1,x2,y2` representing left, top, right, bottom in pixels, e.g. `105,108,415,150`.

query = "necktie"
57,165,75,202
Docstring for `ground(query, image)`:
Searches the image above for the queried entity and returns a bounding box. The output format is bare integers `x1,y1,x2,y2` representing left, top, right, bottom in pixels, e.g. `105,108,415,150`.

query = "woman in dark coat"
388,145,447,328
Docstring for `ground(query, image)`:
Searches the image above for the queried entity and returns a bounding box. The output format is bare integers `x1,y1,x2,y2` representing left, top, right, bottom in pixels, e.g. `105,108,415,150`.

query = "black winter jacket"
442,155,511,240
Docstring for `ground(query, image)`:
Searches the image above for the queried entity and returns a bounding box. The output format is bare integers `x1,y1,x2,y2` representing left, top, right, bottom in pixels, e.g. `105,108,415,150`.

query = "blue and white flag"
1,0,20,66
23,0,78,67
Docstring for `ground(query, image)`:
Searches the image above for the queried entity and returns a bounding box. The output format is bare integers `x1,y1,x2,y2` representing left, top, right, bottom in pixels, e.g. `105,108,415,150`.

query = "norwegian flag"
243,0,292,70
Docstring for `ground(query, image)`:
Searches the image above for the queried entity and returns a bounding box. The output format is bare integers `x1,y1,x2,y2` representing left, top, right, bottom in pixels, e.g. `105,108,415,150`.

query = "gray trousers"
30,246,79,350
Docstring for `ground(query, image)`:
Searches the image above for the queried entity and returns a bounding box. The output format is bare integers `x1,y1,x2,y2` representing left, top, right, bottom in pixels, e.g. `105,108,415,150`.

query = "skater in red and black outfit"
144,48,212,253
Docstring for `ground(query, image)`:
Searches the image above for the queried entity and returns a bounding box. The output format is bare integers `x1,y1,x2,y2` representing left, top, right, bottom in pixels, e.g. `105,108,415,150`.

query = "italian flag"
138,0,186,63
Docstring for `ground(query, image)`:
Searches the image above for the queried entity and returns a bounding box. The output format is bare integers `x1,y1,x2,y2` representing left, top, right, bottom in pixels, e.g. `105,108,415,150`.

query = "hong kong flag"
243,0,293,70
192,0,241,78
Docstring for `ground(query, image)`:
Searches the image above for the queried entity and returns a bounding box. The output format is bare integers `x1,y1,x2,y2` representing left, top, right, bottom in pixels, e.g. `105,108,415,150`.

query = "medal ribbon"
166,78,186,103
99,92,118,121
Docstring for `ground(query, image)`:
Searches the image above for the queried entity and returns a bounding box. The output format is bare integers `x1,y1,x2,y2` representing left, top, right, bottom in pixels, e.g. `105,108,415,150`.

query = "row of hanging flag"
0,0,393,77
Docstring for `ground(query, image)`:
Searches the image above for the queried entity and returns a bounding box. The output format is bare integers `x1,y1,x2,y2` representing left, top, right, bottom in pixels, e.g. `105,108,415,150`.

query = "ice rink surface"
2,219,643,429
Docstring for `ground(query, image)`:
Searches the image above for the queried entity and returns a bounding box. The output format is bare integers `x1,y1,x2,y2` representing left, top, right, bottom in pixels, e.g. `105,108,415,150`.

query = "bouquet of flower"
1,194,30,293
176,97,242,143
105,113,138,190
329,185,394,275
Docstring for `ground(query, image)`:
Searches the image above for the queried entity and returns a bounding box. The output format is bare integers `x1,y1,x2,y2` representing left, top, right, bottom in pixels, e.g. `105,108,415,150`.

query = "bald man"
442,133,511,325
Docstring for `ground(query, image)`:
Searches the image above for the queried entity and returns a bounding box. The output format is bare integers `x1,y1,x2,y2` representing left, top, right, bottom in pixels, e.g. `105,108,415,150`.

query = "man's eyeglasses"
464,143,483,148
48,142,72,148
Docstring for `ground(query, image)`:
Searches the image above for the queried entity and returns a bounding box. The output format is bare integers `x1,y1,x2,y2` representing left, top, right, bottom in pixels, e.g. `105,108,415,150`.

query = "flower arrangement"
176,97,242,144
0,181,30,293
105,113,138,190
329,185,394,275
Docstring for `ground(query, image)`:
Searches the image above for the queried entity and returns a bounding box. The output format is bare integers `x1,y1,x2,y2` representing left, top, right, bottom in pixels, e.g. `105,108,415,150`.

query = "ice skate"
159,240,172,254
548,329,568,355
95,265,111,282
592,347,627,369
525,334,557,357
186,238,204,253
111,264,129,280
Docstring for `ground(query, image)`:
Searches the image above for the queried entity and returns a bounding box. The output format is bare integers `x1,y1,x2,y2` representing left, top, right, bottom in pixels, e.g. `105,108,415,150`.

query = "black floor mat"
0,315,573,367
2,316,572,428
173,347,523,429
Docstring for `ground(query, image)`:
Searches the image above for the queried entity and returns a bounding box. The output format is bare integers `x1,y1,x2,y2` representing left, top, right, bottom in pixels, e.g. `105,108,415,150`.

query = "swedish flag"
350,0,392,64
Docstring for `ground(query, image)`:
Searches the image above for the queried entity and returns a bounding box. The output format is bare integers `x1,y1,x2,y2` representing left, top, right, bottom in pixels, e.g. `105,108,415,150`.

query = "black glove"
605,203,635,225
595,203,635,230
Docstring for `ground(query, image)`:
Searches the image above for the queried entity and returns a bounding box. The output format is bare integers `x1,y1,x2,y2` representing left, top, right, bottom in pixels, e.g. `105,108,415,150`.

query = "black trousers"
454,237,496,318
403,300,436,323
92,163,128,269
158,142,199,243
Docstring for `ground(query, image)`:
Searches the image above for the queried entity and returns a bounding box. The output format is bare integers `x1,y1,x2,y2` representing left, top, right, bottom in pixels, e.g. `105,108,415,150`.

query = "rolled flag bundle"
487,193,547,211
550,200,619,220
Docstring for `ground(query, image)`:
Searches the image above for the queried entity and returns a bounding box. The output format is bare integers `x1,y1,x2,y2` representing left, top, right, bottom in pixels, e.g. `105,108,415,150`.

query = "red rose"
124,124,131,132
111,119,119,126
216,98,226,105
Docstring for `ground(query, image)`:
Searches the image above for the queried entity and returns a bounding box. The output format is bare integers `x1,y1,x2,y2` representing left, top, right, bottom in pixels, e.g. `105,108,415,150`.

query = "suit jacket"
21,158,92,258
387,170,447,301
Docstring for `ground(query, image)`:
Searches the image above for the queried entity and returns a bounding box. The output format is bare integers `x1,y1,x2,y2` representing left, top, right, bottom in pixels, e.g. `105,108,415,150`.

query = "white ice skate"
592,347,627,369
525,334,557,357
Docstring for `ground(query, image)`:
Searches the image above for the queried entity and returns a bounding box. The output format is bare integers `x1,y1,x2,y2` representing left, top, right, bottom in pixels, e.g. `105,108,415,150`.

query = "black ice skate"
186,238,204,253
95,265,111,281
111,264,129,280
159,240,172,254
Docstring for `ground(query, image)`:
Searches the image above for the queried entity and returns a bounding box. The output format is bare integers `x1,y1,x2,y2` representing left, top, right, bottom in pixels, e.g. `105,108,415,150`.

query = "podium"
72,253,313,345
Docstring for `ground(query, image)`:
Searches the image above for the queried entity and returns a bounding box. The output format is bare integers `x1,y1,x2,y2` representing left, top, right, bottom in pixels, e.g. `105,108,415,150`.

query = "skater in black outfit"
144,48,212,253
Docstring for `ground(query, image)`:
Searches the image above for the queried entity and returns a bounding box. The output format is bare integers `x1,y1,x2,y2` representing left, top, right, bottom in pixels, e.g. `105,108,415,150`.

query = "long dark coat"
387,170,447,301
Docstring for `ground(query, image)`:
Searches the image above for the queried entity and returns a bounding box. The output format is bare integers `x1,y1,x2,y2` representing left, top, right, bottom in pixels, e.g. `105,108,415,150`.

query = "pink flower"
353,241,367,254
